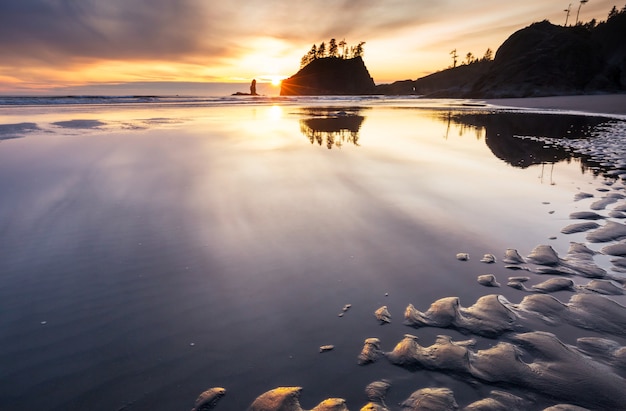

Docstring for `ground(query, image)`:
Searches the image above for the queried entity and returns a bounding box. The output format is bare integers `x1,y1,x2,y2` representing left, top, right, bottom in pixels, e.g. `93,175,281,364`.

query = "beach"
485,93,626,116
0,96,625,410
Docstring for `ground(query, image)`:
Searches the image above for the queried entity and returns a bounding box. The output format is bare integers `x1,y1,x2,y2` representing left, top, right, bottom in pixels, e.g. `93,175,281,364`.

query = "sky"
0,0,619,95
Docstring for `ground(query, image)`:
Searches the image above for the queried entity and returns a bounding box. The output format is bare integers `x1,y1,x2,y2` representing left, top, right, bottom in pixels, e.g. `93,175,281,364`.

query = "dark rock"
250,79,258,96
232,79,259,96
470,21,604,98
280,57,376,96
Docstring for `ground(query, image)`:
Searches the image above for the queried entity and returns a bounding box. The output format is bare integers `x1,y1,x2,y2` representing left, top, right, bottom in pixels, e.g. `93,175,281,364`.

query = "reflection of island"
299,108,366,149
443,112,611,174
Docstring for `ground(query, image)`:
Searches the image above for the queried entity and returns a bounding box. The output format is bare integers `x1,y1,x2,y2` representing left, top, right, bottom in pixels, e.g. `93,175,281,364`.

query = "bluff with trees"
377,4,626,98
375,54,493,96
280,39,375,95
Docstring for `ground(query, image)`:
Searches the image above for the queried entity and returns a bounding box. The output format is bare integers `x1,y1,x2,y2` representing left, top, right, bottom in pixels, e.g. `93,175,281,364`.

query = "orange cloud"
0,0,617,92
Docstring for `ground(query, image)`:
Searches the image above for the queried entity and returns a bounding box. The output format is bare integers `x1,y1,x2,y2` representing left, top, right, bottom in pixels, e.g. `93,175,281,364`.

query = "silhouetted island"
281,56,376,95
280,39,375,95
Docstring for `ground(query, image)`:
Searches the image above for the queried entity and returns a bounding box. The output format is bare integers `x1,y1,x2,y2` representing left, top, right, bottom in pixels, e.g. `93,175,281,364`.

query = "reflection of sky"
0,103,605,254
0,102,622,410
0,103,608,250
341,109,592,249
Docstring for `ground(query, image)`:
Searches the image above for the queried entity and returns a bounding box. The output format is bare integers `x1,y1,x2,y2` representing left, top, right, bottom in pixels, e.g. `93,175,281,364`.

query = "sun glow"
267,105,283,120
256,74,287,87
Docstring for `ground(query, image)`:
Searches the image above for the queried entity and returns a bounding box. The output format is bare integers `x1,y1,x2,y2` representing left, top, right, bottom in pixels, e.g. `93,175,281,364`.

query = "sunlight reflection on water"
0,101,624,410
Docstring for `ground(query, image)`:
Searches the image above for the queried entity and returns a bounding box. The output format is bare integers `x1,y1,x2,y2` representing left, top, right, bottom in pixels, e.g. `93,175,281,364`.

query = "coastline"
483,94,626,116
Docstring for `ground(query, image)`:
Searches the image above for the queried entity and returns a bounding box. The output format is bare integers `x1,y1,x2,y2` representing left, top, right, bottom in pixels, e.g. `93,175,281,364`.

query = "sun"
258,74,286,88
268,75,286,86
261,74,286,87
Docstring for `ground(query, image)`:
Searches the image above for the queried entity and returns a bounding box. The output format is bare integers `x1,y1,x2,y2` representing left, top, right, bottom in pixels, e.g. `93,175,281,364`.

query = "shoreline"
482,94,626,116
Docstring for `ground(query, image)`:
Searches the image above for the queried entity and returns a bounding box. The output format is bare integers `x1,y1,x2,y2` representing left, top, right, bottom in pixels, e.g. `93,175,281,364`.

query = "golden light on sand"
267,105,283,120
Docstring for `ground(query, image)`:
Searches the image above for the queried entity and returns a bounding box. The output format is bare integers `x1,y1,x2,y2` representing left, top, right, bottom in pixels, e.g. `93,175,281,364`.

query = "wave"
0,94,392,107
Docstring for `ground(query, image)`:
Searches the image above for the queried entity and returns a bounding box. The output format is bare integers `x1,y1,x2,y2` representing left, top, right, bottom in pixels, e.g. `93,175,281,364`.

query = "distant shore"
483,94,626,116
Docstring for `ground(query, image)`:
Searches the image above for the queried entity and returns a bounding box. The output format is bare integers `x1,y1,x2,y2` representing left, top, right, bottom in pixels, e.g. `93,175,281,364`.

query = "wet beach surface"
0,100,625,410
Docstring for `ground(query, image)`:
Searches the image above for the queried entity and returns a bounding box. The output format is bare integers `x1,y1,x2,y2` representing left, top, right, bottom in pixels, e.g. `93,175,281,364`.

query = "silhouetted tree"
317,42,326,58
353,42,365,57
298,39,367,68
465,52,474,65
300,55,309,68
329,38,338,57
575,0,589,25
450,49,458,68
584,18,597,29
482,48,493,61
606,4,626,20
339,39,347,58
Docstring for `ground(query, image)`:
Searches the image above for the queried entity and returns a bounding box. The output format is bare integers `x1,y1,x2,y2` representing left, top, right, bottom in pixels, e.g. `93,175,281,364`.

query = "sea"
0,95,625,410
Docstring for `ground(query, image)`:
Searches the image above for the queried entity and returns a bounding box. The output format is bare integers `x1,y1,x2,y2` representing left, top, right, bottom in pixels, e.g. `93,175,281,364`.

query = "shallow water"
0,100,625,410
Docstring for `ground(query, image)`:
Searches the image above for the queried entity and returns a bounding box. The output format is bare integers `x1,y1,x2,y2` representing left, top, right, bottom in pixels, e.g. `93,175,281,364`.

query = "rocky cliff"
377,10,626,98
469,20,611,97
280,57,376,96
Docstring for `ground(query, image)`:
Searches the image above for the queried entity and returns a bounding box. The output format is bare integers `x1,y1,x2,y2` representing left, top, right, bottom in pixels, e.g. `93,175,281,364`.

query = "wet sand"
484,94,626,116
0,101,625,410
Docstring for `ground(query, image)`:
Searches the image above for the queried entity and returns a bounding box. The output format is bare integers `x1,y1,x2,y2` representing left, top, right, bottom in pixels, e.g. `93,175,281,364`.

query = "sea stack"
280,56,376,96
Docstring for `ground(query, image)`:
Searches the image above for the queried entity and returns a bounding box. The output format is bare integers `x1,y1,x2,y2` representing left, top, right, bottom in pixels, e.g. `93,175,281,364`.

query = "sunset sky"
0,0,618,95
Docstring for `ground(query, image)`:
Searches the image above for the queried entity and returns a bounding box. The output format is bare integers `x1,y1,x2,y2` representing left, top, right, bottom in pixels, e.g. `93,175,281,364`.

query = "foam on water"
514,120,626,179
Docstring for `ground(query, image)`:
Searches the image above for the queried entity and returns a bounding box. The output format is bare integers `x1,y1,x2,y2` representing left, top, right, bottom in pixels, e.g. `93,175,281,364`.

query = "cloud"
0,0,618,90
0,0,228,65
0,0,453,65
235,0,451,42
